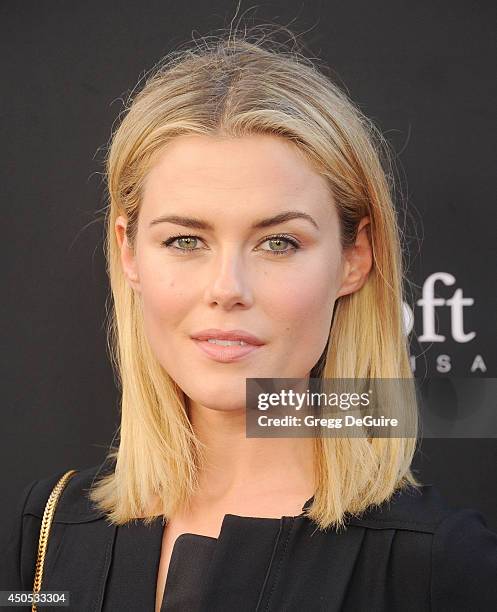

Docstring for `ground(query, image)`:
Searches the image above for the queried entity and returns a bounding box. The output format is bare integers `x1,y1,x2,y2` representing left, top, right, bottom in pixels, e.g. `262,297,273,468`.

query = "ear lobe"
115,216,141,293
336,265,367,298
336,216,373,299
336,260,363,298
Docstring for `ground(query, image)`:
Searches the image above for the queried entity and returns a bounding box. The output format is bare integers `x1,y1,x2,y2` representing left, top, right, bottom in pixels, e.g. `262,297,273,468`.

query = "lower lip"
192,339,262,363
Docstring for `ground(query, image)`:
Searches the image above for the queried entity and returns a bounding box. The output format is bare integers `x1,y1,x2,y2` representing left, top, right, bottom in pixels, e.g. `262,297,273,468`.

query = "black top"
159,533,217,611
104,516,218,611
1,464,497,611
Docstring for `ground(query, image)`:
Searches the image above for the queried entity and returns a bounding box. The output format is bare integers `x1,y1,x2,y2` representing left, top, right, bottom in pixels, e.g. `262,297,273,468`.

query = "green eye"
175,236,197,249
267,238,289,251
161,233,301,256
161,235,202,252
259,235,300,256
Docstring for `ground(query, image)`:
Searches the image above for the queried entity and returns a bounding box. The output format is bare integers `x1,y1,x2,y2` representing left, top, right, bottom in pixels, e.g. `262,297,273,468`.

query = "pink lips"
190,329,265,363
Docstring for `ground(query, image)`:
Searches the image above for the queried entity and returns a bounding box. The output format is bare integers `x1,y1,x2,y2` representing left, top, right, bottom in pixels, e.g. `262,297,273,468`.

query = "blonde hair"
89,24,421,531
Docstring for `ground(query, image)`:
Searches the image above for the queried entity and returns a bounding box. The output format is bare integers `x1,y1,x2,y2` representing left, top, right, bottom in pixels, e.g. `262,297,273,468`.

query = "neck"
187,400,316,505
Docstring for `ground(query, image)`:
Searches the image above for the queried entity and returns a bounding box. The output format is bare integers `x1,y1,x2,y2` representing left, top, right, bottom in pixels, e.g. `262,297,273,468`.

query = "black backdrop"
2,0,496,531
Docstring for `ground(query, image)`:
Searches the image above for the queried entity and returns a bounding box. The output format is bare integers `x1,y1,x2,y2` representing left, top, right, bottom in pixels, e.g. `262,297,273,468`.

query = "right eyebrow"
149,214,213,230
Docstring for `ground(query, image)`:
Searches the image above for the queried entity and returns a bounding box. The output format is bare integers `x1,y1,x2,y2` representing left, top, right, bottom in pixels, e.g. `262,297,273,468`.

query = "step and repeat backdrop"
2,1,496,529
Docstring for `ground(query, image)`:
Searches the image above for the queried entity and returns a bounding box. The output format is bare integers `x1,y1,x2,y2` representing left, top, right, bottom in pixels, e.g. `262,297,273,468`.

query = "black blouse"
104,517,218,611
103,503,312,611
2,464,497,611
159,533,217,611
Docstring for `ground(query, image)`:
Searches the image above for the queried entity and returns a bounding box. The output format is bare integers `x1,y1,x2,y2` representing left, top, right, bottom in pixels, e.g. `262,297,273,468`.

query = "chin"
185,386,247,411
190,398,247,413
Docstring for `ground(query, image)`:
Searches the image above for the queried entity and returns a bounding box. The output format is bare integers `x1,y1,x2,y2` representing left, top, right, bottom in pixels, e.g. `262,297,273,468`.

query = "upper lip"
191,329,265,345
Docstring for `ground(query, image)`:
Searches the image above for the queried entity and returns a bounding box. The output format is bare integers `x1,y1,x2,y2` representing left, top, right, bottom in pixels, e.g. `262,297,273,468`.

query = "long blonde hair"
89,24,421,531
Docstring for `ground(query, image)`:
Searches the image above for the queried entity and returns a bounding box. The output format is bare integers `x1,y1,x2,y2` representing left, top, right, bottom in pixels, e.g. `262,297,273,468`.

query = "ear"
115,215,141,293
336,216,373,299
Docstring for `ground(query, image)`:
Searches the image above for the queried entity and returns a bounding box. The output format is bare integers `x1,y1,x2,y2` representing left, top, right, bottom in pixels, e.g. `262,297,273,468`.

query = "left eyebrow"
148,210,320,231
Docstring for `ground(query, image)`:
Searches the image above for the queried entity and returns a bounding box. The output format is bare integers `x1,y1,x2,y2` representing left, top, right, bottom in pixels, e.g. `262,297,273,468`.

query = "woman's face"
116,134,369,412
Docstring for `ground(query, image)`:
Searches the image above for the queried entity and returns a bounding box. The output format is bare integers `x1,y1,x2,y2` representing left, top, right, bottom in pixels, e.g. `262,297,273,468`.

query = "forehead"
140,134,337,229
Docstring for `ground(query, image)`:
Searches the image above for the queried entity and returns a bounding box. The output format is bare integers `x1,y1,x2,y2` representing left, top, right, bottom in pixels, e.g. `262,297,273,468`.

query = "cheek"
136,262,197,380
264,261,339,335
259,264,337,377
136,256,194,328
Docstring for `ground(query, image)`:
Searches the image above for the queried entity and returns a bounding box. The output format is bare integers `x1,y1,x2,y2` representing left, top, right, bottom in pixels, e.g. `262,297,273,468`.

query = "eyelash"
161,233,301,257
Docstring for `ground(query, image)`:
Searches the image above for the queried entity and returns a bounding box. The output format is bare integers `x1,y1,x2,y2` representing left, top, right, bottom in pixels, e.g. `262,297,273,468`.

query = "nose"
204,247,253,310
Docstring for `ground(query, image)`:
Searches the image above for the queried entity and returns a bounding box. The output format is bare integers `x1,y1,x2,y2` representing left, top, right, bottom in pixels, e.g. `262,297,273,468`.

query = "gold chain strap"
32,469,77,612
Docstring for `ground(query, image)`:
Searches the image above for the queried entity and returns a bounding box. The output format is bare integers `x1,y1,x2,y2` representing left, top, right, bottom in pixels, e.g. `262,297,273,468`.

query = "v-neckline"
152,494,315,610
104,495,314,611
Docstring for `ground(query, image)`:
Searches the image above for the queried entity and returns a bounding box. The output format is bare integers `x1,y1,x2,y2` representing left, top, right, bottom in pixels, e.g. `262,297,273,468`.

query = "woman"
2,26,497,612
